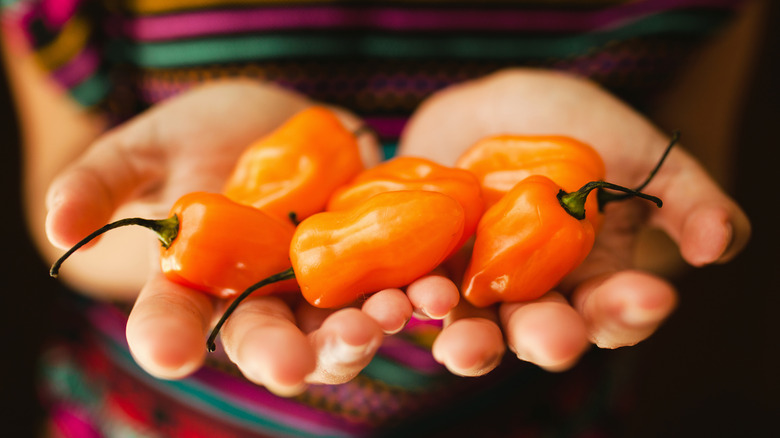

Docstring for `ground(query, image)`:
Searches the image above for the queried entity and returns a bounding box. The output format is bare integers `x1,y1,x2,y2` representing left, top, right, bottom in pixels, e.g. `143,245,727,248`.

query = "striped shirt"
4,0,744,436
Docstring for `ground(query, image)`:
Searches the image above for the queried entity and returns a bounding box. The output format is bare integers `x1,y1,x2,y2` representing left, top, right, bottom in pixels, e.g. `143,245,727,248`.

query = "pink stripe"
49,403,102,438
405,316,443,329
114,0,742,41
51,46,100,87
40,0,82,28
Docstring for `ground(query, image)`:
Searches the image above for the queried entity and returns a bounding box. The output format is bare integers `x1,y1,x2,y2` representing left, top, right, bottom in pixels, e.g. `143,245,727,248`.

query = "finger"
570,270,677,349
44,82,313,250
645,147,751,266
220,295,316,397
432,301,505,377
45,144,155,250
126,272,215,379
498,292,589,372
294,301,336,334
307,308,383,384
405,271,461,320
326,105,383,168
361,288,414,334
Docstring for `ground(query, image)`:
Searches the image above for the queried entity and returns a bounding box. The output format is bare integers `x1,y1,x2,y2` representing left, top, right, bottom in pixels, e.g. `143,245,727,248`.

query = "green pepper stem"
206,267,297,352
49,215,179,278
558,181,662,220
597,131,680,209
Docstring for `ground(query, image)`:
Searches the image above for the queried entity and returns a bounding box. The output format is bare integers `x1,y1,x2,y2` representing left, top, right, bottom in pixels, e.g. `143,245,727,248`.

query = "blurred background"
1,4,778,437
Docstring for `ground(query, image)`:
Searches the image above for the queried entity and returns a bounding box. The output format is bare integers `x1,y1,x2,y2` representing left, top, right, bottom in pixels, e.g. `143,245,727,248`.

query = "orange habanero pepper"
223,106,365,222
460,134,679,307
327,156,484,252
461,174,665,307
455,134,605,226
207,190,465,351
51,192,297,299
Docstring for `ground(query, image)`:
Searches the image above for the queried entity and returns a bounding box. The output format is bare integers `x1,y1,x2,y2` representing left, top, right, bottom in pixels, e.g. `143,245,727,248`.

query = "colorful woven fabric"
9,0,743,133
4,0,745,436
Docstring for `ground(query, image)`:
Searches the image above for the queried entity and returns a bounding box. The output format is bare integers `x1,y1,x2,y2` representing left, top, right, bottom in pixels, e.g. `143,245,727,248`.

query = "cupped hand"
45,80,408,395
398,68,751,375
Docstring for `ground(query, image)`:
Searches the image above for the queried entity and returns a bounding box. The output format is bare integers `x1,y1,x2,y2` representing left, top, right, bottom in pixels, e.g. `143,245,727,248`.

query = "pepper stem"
558,182,662,220
49,215,179,278
207,267,296,352
597,131,680,209
288,211,300,226
352,124,377,138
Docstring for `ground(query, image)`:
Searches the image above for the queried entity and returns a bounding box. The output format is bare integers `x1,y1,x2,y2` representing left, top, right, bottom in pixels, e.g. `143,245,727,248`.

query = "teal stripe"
98,336,344,438
360,355,445,390
381,141,398,160
70,72,111,107
108,11,729,68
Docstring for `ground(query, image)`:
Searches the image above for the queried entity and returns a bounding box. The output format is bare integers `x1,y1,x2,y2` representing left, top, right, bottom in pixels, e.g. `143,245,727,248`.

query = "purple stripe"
51,46,100,87
364,116,407,138
87,304,129,344
114,0,743,41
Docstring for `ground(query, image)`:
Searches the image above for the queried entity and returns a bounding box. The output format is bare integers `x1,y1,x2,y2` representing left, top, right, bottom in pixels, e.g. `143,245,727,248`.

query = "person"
0,0,756,436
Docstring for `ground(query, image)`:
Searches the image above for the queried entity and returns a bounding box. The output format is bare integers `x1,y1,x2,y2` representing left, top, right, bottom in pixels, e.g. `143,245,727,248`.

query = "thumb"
45,123,165,250
644,146,751,266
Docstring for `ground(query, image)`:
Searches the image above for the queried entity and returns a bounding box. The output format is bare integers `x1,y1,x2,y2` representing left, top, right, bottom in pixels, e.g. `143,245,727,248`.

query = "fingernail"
322,337,377,365
449,351,504,377
715,221,734,263
384,318,409,335
45,188,65,212
422,306,450,320
619,302,666,328
268,381,309,398
412,309,432,321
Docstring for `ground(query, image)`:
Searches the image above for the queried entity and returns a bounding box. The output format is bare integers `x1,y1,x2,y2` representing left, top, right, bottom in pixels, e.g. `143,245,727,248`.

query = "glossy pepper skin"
51,192,298,299
292,190,465,308
461,175,596,307
455,135,605,226
326,156,484,252
162,192,298,298
223,106,364,221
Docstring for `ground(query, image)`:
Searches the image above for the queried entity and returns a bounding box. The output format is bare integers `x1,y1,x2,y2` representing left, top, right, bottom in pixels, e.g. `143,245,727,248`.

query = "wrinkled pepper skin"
162,192,298,298
455,135,605,226
461,175,596,307
291,190,465,308
223,106,364,221
326,156,484,252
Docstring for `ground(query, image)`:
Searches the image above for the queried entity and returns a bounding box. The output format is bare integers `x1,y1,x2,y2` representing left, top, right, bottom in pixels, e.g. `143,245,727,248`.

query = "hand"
45,80,414,395
397,68,751,375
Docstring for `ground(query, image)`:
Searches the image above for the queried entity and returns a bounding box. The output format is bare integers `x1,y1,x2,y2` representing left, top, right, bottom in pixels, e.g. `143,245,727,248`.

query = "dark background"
1,7,778,438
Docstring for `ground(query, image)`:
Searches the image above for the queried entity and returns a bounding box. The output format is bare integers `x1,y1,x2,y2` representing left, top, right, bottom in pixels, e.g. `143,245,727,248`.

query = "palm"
398,69,749,372
47,81,393,395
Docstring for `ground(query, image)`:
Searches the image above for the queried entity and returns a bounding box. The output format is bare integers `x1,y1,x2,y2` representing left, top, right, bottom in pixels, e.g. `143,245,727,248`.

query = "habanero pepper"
461,175,663,307
207,190,465,351
50,192,297,299
223,105,365,222
326,156,484,253
460,135,678,307
455,134,605,227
